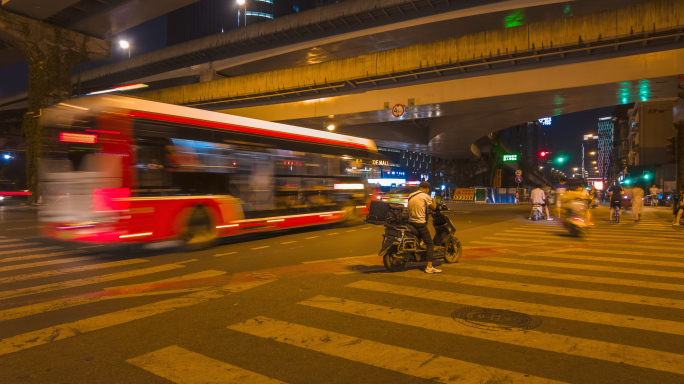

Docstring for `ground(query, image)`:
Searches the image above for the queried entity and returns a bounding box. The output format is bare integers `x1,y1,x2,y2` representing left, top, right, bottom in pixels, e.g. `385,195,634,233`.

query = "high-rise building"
597,116,615,184
168,0,316,46
582,133,600,187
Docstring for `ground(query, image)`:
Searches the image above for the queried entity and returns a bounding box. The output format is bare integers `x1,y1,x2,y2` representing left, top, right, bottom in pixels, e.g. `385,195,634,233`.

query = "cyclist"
608,181,624,222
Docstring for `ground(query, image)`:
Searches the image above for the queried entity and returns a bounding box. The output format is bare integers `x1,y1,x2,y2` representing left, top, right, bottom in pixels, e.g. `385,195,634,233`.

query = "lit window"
246,11,273,18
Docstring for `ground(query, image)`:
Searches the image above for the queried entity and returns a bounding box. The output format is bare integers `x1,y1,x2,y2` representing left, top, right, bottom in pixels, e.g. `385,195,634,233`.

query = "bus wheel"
183,206,218,250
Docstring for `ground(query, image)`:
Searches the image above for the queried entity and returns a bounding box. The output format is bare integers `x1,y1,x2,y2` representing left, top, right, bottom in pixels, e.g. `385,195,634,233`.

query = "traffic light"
555,155,565,164
539,151,548,158
667,136,675,152
642,172,650,180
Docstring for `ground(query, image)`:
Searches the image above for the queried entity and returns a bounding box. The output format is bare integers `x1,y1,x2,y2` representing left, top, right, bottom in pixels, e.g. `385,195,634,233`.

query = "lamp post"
237,0,247,26
119,40,130,58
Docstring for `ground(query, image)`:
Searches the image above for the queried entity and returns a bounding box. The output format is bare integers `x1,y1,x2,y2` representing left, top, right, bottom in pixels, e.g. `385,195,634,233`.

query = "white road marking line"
128,346,286,384
297,296,684,375
5,226,43,231
327,232,339,236
0,242,39,249
447,264,684,292
0,239,21,244
105,270,227,290
229,316,566,384
0,280,274,357
280,241,297,244
77,245,104,250
0,258,148,284
0,255,103,273
251,246,270,250
406,270,684,310
0,250,81,263
482,257,684,279
555,247,684,259
305,236,319,239
0,288,208,323
345,230,357,232
348,280,684,336
527,251,684,268
0,246,62,256
468,241,523,247
0,260,196,300
214,252,237,257
483,237,554,243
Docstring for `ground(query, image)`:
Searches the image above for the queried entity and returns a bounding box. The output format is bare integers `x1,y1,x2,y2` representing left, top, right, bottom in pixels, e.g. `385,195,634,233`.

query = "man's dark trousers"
411,222,434,261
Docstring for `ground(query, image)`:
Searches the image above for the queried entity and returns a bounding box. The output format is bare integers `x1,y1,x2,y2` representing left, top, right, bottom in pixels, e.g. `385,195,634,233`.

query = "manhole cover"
451,306,542,331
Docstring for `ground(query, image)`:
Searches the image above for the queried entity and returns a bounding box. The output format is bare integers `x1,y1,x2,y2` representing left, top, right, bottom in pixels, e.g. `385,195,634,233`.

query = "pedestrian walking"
673,189,684,225
555,179,568,218
632,183,644,221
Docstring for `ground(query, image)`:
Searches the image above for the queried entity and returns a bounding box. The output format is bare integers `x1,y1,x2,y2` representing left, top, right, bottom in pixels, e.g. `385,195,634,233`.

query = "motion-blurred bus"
39,96,383,248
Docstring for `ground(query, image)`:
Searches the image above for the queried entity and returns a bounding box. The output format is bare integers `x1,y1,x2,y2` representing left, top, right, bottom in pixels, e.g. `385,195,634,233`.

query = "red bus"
39,95,383,248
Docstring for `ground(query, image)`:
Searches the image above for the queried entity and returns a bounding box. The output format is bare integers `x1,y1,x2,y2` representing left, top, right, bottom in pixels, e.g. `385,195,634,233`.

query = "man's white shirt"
530,188,546,205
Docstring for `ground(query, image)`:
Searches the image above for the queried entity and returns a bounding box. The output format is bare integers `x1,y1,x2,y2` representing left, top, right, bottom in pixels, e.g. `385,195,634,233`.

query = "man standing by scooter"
408,181,439,274
529,184,552,220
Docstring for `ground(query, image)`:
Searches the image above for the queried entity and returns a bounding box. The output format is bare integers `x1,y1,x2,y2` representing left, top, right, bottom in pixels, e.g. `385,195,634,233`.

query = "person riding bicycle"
407,181,439,274
608,181,624,222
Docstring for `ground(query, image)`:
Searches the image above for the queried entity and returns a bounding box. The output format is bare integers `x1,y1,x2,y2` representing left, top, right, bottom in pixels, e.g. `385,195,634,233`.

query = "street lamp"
119,40,130,58
236,0,247,26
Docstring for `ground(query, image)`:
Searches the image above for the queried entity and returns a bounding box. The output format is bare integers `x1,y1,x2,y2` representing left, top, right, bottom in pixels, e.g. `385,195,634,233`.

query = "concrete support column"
0,9,109,201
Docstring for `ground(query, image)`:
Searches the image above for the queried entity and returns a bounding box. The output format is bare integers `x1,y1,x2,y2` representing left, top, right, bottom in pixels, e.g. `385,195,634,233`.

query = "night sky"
548,105,616,175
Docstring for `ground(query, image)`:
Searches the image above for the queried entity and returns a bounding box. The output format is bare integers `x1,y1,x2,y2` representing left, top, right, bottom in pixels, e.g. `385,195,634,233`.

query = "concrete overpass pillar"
0,9,109,200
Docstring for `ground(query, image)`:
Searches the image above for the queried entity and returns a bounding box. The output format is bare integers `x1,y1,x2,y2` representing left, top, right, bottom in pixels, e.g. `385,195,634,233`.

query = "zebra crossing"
1,208,683,383
119,211,684,383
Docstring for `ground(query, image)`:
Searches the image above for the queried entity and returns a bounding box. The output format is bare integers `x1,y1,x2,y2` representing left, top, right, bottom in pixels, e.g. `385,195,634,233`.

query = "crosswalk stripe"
503,230,683,240
593,242,683,252
0,260,195,300
0,246,62,256
228,316,566,384
446,264,684,292
0,250,81,263
297,296,684,375
0,242,39,249
127,345,286,384
469,241,525,247
480,256,684,279
0,280,274,356
0,239,21,244
347,280,684,336
483,236,556,243
0,255,102,273
555,247,684,259
105,270,227,290
0,258,148,284
404,270,684,310
526,251,684,268
0,288,207,322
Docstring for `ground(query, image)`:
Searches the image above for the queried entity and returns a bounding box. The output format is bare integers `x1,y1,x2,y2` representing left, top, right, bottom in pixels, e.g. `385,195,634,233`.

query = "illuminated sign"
503,154,518,162
372,159,391,166
59,132,98,144
538,117,552,126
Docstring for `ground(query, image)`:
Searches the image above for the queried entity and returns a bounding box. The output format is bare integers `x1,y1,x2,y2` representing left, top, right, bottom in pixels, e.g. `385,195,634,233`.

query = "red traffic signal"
539,151,548,158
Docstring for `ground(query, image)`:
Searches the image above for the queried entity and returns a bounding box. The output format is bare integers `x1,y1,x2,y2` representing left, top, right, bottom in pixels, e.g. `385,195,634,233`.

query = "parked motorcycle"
377,201,462,272
531,204,546,221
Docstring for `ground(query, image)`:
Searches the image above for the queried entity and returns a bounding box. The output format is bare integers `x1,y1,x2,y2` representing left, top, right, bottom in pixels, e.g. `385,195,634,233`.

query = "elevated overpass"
133,0,684,158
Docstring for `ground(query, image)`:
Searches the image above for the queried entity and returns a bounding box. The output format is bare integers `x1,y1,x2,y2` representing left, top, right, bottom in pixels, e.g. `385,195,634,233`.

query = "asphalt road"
0,203,683,383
